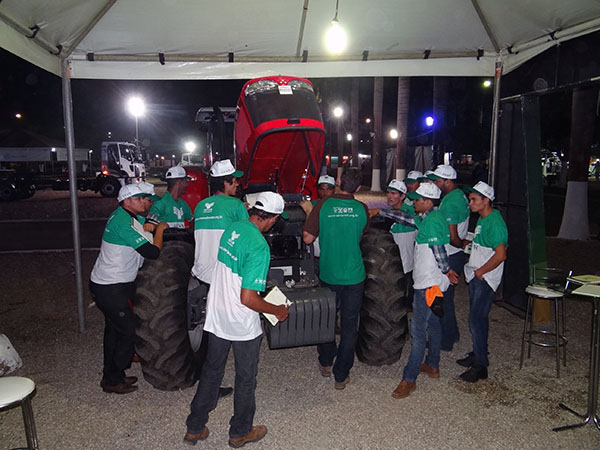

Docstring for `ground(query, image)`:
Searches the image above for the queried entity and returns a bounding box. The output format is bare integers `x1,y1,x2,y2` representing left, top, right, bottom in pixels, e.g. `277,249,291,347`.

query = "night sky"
2,31,599,164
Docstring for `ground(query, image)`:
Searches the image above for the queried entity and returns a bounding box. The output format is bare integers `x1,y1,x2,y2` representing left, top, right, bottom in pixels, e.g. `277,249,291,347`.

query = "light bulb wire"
332,0,340,22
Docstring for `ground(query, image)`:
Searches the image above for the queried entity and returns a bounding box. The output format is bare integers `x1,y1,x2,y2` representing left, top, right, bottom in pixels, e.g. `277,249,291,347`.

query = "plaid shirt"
379,207,450,273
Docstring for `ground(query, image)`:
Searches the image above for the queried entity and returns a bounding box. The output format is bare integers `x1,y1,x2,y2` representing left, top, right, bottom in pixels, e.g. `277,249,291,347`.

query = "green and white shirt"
304,194,368,285
204,220,270,341
464,209,508,292
388,202,418,273
439,188,470,255
413,209,451,291
90,207,153,284
147,191,193,228
192,194,249,283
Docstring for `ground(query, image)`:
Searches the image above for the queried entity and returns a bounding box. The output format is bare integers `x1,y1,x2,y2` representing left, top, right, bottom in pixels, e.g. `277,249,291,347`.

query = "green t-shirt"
390,202,416,234
473,209,508,249
147,191,193,228
217,220,271,291
310,195,368,285
439,188,470,225
415,209,450,246
203,220,270,341
194,194,249,230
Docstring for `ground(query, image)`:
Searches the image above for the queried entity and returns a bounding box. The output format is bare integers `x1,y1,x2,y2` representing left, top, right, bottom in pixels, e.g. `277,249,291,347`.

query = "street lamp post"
127,97,145,149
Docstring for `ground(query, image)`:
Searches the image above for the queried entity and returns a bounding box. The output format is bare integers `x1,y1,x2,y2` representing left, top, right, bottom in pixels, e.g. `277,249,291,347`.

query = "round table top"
0,376,35,407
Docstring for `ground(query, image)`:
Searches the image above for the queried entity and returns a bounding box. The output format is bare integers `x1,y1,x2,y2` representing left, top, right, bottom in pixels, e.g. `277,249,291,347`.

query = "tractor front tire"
134,240,201,391
357,226,409,366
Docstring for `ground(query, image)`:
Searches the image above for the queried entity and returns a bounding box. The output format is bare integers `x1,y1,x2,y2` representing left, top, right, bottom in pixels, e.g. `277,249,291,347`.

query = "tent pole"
61,57,86,333
488,57,503,188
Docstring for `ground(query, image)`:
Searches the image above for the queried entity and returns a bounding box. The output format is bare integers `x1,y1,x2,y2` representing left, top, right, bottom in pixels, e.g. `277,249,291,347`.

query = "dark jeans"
186,332,262,439
402,288,441,382
317,281,364,383
440,251,465,351
468,277,495,367
89,280,136,386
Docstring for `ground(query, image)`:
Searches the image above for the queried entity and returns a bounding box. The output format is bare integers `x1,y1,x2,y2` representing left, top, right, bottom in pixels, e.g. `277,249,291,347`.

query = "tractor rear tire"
357,226,409,366
134,240,202,391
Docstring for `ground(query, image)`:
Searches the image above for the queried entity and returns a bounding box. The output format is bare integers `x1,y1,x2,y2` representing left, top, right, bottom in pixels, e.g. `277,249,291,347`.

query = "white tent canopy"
1,0,600,80
2,0,599,332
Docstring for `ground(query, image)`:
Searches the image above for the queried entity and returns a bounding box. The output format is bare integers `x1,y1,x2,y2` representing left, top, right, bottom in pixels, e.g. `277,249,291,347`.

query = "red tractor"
133,76,407,390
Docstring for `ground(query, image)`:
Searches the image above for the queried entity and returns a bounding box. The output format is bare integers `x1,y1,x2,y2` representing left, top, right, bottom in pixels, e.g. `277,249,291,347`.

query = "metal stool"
0,376,38,450
519,268,571,378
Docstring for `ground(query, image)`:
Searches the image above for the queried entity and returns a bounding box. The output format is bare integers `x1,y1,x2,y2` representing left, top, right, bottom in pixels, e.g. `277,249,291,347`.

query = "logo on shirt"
227,230,240,246
173,206,184,220
203,202,215,213
333,206,354,214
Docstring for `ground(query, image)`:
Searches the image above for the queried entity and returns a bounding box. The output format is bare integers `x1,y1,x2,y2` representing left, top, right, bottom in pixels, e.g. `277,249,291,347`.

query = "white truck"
0,141,146,200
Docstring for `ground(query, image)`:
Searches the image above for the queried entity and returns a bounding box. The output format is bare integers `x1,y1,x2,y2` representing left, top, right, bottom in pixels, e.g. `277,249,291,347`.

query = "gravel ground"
1,190,600,449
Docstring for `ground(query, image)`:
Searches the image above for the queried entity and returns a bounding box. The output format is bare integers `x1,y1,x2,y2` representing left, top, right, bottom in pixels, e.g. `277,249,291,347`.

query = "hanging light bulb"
325,0,347,54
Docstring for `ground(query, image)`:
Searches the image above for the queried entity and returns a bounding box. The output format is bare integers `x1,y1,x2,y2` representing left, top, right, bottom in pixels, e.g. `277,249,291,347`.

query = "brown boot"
183,427,209,445
392,380,416,399
228,425,267,448
420,363,440,379
317,362,332,377
102,381,138,394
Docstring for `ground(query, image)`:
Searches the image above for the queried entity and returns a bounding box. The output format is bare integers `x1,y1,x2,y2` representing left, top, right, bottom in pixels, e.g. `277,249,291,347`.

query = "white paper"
132,218,154,244
262,286,292,326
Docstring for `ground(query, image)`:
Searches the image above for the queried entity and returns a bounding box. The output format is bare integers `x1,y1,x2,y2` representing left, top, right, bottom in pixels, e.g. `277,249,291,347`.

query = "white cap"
387,179,407,194
118,184,150,202
166,166,187,179
317,175,335,187
405,171,423,183
210,160,243,178
253,191,288,218
138,181,156,196
429,164,457,180
407,182,442,200
470,181,495,201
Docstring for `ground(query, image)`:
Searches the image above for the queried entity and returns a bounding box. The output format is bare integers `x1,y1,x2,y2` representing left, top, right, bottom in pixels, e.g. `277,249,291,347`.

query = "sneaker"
183,427,209,445
392,380,416,399
334,376,350,390
456,352,475,367
317,362,332,377
419,363,440,379
459,365,488,383
228,425,267,448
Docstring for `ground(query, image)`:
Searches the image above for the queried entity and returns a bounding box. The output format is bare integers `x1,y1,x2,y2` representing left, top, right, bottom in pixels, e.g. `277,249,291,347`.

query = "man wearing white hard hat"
429,164,470,352
390,182,458,399
185,191,289,448
192,160,247,286
90,184,168,394
403,170,423,208
189,159,247,401
458,182,507,383
146,166,193,229
378,180,418,297
300,174,337,258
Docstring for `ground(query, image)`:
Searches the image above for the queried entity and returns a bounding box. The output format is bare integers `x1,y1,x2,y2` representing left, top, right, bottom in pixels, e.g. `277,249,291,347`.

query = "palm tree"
351,78,359,167
372,77,384,191
395,77,410,180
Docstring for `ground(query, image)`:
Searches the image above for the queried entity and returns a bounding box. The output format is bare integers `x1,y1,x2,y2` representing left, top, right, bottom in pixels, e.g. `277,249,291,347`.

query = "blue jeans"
317,281,364,383
440,251,465,351
403,288,442,382
468,277,495,367
186,332,262,438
